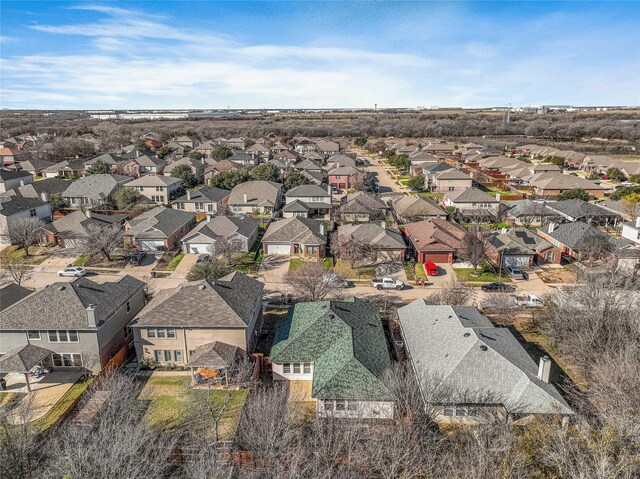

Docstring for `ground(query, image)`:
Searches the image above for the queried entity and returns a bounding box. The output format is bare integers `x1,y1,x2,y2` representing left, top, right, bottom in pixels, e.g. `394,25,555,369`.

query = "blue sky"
1,1,639,109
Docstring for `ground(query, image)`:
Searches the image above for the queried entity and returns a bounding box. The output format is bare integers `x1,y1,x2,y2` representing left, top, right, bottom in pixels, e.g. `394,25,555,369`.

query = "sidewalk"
170,253,198,279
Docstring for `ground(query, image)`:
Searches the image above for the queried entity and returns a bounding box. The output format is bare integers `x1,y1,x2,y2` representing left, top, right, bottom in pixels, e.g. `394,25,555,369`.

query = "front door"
294,244,301,254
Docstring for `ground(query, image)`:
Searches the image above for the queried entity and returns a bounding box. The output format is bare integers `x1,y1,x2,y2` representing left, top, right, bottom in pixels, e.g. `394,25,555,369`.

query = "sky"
1,1,639,109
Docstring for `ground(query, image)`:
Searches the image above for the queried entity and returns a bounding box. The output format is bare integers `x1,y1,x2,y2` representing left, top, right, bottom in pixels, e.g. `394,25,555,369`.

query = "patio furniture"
0,344,54,392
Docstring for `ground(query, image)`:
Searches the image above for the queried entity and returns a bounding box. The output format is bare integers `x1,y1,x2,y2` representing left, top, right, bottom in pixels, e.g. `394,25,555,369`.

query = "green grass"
403,263,416,281
0,246,48,265
165,252,185,271
417,192,444,201
231,251,263,273
290,257,334,271
334,259,376,279
73,253,91,267
415,263,428,280
140,374,248,440
453,267,512,283
31,377,95,433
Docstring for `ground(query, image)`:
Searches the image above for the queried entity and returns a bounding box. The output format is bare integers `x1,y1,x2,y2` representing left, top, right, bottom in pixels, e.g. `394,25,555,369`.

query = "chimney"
496,193,501,201
320,223,326,236
469,171,474,178
243,193,248,203
86,304,97,327
206,214,212,222
187,190,191,200
41,191,49,202
75,154,79,159
548,222,556,233
636,217,640,228
381,221,386,230
501,227,507,234
326,183,332,195
537,356,551,383
19,179,25,186
136,150,140,158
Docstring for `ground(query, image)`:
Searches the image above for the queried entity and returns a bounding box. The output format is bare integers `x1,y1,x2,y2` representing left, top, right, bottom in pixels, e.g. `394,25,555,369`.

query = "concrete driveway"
259,255,292,291
171,253,198,279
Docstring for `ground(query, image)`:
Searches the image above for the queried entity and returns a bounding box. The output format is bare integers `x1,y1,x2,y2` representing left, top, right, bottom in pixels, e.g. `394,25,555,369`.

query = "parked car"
512,294,544,308
129,252,148,266
506,266,528,280
322,273,352,288
424,262,439,276
372,277,405,290
58,267,87,277
481,282,516,293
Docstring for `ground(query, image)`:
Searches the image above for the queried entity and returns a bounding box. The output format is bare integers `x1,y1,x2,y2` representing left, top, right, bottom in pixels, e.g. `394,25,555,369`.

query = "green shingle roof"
270,297,393,401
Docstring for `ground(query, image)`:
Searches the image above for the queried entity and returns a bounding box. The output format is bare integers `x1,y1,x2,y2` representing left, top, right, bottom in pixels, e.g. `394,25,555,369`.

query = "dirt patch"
84,255,129,269
535,268,577,284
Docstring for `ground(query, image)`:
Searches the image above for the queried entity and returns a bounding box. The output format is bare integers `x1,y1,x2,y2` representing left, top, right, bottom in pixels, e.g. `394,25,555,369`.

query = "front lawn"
73,253,91,267
165,252,185,271
415,263,428,280
140,374,248,441
453,267,512,283
289,257,334,271
334,259,376,279
0,246,48,265
231,251,263,274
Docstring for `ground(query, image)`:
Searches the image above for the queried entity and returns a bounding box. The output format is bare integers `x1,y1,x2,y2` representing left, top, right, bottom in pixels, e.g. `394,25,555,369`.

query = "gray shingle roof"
125,206,196,239
62,174,131,201
0,344,54,373
538,222,613,251
286,184,331,198
172,186,230,204
0,195,48,217
397,300,573,415
0,283,32,311
187,341,241,368
393,195,446,219
445,188,499,203
182,216,259,243
228,181,282,206
0,168,31,181
546,199,618,220
0,275,145,330
262,217,327,245
337,223,405,250
487,228,555,255
132,272,263,329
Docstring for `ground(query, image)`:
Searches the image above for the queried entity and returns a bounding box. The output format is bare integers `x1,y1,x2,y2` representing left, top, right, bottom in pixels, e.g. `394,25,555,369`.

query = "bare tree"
2,259,32,285
428,276,476,305
0,395,44,479
460,226,490,273
283,262,342,301
210,236,241,264
577,233,612,265
8,218,44,256
82,223,122,261
330,231,375,267
478,292,519,323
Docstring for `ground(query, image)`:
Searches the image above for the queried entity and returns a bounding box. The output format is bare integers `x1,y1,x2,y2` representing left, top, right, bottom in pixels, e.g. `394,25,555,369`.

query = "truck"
371,277,405,290
512,293,544,308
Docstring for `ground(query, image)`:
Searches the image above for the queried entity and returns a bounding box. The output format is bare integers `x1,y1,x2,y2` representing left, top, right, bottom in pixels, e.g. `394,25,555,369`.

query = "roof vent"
480,345,488,351
328,314,336,319
57,285,66,291
198,284,206,291
463,332,470,337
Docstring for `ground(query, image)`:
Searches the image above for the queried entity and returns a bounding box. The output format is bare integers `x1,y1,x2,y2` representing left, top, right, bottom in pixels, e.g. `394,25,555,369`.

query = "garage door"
424,252,452,263
187,244,209,254
138,240,164,251
63,238,82,249
502,255,530,267
265,243,291,255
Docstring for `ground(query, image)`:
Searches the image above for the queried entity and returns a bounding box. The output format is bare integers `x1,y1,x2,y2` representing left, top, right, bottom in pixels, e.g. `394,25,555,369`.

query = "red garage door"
424,252,452,263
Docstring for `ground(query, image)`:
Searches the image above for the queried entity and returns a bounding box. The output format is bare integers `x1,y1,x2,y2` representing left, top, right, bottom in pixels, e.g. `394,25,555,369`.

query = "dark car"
129,252,148,266
481,282,516,293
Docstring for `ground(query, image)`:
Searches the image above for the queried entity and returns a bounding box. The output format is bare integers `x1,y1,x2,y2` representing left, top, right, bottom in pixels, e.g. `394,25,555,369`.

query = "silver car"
57,267,88,277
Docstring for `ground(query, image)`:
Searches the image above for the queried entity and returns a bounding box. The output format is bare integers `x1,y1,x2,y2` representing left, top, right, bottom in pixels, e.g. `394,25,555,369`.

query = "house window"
157,329,166,339
283,363,291,374
137,186,144,192
303,362,311,374
48,330,79,343
164,350,172,362
147,328,156,338
448,186,456,191
195,203,204,210
293,363,301,374
167,328,176,339
545,251,556,261
155,186,164,192
126,301,131,313
29,208,37,217
28,331,41,340
207,204,214,212
334,400,346,411
455,406,468,416
347,401,358,411
52,353,83,367
174,350,183,362
443,406,455,417
154,350,163,362
306,245,319,255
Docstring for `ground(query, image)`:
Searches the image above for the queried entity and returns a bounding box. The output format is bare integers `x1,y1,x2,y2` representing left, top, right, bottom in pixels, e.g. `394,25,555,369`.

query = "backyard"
139,374,248,441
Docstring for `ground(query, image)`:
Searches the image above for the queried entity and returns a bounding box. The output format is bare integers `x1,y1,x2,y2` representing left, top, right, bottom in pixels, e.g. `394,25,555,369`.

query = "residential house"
293,159,323,174
397,300,572,424
408,151,439,174
443,188,502,220
0,195,52,245
195,140,218,157
339,191,388,223
43,210,127,249
326,153,356,170
328,166,362,191
431,169,474,193
246,143,271,161
393,195,446,223
621,218,640,245
0,147,17,165
293,138,316,154
402,218,467,263
123,206,196,251
0,169,33,194
41,159,85,179
315,140,340,156
336,223,405,263
527,173,605,198
121,154,166,177
486,228,563,267
164,157,205,183
419,162,456,183
505,199,561,227
8,158,56,176
0,283,32,311
270,297,394,419
397,144,420,156
283,184,332,218
0,276,146,372
225,137,246,150
171,186,230,215
229,150,258,167
423,142,456,155
83,153,126,174
181,216,259,254
227,181,283,217
536,221,617,260
262,217,327,257
203,160,245,183
544,199,619,226
125,175,183,205
129,272,264,365
174,136,199,149
62,174,132,208
273,150,298,165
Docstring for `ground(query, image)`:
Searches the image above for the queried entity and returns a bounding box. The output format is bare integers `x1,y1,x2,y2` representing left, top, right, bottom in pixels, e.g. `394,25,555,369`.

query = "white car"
512,294,544,308
57,267,88,277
